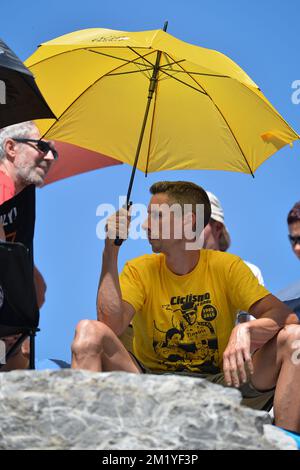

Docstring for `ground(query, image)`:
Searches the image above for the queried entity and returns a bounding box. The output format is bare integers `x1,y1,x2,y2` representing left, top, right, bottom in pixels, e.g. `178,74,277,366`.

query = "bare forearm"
248,295,299,348
247,309,299,351
97,244,124,333
33,265,46,309
0,223,5,240
223,296,299,387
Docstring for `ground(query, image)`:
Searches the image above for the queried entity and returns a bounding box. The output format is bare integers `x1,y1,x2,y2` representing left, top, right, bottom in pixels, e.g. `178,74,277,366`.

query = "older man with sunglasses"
0,121,57,370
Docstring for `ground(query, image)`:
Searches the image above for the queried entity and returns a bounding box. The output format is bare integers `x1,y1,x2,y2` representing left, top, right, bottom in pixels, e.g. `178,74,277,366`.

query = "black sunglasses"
288,234,300,246
11,138,58,160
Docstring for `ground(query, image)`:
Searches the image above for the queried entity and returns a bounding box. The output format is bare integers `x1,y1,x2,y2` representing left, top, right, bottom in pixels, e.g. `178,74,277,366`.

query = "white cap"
206,191,231,251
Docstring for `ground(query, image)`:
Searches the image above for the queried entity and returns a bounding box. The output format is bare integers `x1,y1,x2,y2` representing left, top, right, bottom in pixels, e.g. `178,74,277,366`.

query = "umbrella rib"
27,46,153,68
159,69,208,95
107,67,153,76
160,58,186,69
87,48,139,62
174,71,232,79
87,48,153,70
159,53,232,79
40,51,157,139
89,48,155,79
127,47,156,68
164,53,254,176
162,53,212,94
126,47,159,80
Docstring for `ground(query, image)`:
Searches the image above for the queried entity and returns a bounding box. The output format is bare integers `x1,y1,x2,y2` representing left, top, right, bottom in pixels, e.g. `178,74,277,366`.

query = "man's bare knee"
72,319,113,356
277,324,300,362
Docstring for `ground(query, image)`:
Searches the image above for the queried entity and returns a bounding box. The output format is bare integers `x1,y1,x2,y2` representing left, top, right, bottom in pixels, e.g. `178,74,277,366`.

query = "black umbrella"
0,38,55,128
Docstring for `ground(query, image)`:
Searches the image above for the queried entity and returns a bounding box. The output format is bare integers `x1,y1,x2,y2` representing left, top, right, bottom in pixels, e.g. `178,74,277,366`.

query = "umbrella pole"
126,21,168,207
115,21,168,246
125,96,154,205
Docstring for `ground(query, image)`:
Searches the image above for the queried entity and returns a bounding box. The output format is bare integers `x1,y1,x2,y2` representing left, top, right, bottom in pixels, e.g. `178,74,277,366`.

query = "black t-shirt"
0,185,36,267
0,185,38,335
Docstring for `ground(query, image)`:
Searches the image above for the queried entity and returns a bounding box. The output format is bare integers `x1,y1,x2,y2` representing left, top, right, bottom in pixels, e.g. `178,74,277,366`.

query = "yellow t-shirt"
119,250,269,374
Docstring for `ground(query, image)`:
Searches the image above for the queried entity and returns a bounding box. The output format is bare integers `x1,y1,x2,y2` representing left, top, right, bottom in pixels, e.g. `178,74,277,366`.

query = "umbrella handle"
114,237,123,246
114,201,132,246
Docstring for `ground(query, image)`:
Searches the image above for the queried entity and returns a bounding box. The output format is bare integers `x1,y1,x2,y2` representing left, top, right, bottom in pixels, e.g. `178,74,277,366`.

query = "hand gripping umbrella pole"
114,21,168,246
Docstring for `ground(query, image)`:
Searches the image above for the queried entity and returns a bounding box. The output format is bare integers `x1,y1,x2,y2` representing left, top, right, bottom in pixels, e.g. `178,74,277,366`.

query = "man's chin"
148,239,161,253
35,179,45,188
25,172,46,187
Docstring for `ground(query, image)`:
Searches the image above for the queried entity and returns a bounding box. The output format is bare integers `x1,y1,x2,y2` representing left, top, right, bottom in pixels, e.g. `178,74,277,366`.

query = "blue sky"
1,0,300,363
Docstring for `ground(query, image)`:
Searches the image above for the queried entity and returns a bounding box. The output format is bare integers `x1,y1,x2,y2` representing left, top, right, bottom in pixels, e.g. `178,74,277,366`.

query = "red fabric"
0,171,15,204
43,141,122,185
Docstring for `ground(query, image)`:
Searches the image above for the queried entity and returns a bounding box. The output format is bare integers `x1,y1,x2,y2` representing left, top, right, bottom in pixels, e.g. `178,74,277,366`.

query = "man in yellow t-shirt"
119,249,268,375
72,181,300,434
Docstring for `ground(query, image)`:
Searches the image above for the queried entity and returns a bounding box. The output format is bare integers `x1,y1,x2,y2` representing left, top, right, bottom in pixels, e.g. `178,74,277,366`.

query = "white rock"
0,370,292,450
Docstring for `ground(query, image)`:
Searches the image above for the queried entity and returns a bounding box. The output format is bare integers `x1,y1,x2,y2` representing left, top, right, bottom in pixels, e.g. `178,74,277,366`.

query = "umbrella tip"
163,21,168,32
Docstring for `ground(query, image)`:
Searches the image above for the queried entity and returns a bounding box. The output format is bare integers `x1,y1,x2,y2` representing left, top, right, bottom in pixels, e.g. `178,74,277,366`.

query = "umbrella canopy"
43,141,122,185
26,27,299,177
0,39,55,128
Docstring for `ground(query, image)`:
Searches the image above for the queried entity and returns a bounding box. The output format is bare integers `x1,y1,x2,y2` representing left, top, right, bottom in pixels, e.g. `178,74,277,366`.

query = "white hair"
0,121,37,160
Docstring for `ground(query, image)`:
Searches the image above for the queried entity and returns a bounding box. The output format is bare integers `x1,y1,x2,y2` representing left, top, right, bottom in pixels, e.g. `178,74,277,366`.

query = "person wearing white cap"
204,191,264,286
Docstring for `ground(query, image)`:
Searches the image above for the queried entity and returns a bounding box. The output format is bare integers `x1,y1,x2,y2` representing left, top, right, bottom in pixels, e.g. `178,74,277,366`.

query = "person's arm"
0,223,5,240
33,266,47,309
247,293,298,346
97,208,134,336
223,294,299,387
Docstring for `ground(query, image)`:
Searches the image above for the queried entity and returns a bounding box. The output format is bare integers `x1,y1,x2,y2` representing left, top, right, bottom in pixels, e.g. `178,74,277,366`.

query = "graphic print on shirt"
0,185,35,261
0,207,17,241
153,292,220,373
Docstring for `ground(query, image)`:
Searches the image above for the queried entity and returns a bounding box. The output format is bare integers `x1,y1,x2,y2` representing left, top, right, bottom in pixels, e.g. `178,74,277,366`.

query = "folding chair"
0,240,39,369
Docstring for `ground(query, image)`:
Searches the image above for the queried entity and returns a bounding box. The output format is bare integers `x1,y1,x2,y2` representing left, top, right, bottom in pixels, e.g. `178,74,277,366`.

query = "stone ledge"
0,370,296,450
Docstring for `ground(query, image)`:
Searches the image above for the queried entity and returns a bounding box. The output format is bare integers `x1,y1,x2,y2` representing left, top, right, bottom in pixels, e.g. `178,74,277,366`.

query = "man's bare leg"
0,335,29,371
1,351,29,371
71,320,142,373
250,324,300,433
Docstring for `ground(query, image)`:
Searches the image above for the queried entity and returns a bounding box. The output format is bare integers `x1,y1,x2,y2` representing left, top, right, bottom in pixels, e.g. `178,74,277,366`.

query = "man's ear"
183,211,196,238
214,221,224,238
4,138,17,161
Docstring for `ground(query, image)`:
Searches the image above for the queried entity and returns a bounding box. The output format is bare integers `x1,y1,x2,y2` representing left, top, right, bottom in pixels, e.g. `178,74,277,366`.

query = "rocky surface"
0,370,296,450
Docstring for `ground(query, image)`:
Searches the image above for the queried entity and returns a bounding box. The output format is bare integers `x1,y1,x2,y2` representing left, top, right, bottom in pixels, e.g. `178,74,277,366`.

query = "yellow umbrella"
26,24,299,193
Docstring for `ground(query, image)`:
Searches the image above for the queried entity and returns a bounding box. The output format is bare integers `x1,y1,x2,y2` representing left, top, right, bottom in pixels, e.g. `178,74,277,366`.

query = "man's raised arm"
97,208,134,336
